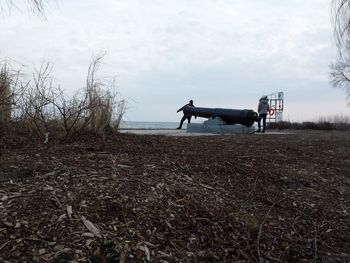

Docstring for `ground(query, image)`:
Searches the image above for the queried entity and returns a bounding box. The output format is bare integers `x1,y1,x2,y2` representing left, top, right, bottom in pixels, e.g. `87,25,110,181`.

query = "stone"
187,117,255,134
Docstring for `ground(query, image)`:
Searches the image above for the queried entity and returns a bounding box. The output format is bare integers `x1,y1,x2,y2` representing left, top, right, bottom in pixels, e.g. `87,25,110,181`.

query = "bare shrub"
317,122,334,130
17,62,59,135
0,64,12,124
318,114,350,130
1,54,126,139
113,98,126,129
267,121,292,130
267,115,350,131
0,61,24,127
52,88,89,137
51,54,126,137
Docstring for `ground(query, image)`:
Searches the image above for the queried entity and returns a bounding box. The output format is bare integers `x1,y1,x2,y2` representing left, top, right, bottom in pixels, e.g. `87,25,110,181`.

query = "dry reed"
0,64,12,124
0,55,126,139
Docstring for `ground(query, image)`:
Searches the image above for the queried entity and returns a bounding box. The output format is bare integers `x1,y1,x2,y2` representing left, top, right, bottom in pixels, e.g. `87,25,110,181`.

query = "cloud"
0,0,348,122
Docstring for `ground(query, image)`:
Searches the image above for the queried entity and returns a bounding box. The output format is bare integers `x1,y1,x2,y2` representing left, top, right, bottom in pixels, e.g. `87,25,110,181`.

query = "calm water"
120,121,258,129
120,121,187,129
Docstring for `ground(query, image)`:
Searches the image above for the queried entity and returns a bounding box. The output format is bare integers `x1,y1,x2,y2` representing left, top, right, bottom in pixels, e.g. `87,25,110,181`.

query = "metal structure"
267,92,284,122
183,106,258,127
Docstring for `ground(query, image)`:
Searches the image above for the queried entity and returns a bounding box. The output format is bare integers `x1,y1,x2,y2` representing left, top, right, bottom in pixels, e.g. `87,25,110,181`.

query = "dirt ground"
0,130,349,262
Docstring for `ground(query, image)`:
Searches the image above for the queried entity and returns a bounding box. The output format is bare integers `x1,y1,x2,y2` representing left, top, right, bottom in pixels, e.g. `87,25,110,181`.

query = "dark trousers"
258,114,267,132
178,115,192,129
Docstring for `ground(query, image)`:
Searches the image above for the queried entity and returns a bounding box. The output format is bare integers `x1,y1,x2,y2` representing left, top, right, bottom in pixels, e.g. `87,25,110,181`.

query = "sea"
120,121,187,130
120,120,258,130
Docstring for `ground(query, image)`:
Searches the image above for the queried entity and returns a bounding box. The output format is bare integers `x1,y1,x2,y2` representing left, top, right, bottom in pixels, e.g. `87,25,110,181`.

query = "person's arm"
177,106,184,113
258,102,261,113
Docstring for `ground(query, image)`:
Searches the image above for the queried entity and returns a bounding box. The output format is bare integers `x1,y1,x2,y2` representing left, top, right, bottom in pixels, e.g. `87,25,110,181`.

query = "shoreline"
119,128,291,136
119,129,217,136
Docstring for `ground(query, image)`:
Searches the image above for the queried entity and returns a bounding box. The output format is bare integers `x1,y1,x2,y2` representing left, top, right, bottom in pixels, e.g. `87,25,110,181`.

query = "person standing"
176,100,194,129
256,96,269,133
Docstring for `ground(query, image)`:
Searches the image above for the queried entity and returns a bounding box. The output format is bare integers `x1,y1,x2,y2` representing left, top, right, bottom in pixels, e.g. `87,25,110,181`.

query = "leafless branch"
0,0,49,15
331,0,350,103
1,55,126,138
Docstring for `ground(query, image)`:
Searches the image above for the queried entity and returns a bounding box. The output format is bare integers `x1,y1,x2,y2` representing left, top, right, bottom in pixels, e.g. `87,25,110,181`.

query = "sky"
0,0,349,122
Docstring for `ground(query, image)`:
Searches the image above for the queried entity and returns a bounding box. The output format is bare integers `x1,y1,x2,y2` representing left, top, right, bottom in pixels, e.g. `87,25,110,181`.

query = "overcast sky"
0,0,349,122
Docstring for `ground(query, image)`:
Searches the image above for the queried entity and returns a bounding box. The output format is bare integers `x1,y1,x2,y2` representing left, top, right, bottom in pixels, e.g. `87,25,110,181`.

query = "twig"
0,240,11,251
119,244,129,263
67,205,73,220
313,222,318,262
199,183,214,190
50,193,62,208
44,132,49,144
23,237,50,244
257,198,285,261
249,175,259,196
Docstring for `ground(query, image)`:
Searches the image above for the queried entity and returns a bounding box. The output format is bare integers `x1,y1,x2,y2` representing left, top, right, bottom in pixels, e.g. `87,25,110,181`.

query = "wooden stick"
257,198,285,261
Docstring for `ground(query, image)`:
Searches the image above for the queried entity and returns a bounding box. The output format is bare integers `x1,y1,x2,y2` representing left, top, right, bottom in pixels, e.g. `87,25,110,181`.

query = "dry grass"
84,54,125,135
0,55,126,139
0,64,12,124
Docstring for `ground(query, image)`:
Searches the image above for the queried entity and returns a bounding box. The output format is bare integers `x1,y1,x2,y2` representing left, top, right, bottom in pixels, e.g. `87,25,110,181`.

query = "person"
176,100,194,129
256,95,269,133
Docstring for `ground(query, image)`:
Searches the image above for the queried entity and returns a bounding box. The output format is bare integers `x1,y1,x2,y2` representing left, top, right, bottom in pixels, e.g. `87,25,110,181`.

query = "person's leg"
187,116,192,123
177,115,187,129
262,114,267,133
257,115,262,132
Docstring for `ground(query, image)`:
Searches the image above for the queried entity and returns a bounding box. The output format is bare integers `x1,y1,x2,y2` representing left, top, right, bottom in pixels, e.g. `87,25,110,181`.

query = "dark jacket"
177,103,194,116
